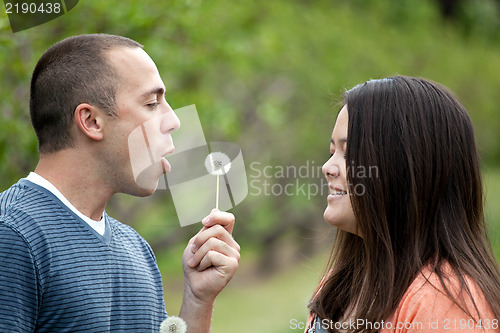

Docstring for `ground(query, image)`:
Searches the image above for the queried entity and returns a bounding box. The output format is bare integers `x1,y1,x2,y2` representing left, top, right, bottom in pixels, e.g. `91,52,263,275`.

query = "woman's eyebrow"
330,138,347,146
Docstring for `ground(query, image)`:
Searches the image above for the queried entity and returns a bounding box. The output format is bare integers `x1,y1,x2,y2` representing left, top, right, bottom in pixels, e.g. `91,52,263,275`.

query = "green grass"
162,252,327,333
210,255,327,333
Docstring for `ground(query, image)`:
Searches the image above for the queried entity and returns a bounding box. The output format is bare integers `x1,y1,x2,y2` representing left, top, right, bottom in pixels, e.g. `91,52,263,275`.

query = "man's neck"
34,150,114,221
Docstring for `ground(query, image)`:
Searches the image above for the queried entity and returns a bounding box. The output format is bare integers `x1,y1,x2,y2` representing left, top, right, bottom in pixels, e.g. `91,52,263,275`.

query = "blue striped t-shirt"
0,179,167,332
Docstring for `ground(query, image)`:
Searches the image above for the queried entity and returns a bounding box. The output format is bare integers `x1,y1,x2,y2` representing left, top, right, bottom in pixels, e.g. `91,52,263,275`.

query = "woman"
306,76,500,333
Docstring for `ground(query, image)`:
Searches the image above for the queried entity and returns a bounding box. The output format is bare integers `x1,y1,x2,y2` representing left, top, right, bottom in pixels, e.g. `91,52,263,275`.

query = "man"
0,34,240,332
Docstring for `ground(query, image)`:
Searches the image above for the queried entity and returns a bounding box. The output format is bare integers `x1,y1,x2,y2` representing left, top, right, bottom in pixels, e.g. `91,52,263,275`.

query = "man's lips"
161,148,175,173
161,157,171,173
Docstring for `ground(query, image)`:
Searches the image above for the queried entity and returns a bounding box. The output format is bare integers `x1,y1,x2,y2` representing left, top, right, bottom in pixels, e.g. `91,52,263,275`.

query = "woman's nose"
322,158,340,178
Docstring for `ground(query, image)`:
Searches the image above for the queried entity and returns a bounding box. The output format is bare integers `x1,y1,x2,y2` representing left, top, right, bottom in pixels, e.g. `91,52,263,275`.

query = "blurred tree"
435,0,464,17
1,0,500,275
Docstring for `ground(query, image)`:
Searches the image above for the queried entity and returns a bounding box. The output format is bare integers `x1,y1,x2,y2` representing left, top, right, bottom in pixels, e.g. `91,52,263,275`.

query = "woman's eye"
329,152,346,159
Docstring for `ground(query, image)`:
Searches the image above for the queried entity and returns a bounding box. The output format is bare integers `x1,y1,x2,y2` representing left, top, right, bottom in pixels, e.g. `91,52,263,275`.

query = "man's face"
102,47,180,196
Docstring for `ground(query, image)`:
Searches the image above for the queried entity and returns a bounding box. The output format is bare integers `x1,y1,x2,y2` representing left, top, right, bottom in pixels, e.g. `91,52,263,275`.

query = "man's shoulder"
0,180,29,215
0,181,55,270
0,180,41,224
0,179,66,234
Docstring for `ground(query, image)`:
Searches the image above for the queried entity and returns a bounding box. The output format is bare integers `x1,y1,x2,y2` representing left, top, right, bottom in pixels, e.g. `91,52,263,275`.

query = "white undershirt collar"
25,172,106,236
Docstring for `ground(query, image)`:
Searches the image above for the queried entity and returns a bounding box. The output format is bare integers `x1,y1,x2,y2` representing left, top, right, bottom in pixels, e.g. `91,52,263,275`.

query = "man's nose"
160,102,181,134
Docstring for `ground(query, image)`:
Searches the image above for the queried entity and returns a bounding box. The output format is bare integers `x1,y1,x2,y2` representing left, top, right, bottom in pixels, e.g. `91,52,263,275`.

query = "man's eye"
147,102,159,109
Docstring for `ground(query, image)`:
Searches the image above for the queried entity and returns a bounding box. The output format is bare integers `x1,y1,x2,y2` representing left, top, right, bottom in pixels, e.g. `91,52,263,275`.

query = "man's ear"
74,103,105,141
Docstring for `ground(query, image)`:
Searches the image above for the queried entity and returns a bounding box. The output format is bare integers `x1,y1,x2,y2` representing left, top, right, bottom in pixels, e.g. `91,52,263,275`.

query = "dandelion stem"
216,174,220,210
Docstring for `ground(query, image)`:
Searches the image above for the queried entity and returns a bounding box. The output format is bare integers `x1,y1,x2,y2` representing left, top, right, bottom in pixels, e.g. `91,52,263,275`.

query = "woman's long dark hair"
309,76,500,332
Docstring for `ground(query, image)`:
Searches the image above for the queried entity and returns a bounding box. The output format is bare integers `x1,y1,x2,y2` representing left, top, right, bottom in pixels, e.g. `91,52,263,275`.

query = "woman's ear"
74,103,105,141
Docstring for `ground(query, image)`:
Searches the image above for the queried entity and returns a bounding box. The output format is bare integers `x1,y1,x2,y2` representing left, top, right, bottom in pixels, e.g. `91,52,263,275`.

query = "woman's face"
322,105,358,235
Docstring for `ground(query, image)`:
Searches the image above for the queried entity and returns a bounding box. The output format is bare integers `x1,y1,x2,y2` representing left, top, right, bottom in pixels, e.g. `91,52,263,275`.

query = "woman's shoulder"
402,263,490,310
385,263,498,332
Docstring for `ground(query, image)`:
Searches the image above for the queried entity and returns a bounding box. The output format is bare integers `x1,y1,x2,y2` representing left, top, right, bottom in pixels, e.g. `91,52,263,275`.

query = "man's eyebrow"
141,87,165,98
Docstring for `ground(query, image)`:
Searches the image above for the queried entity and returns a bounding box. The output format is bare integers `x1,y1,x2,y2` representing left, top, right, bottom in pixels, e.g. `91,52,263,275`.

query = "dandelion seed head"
160,316,187,333
205,152,231,175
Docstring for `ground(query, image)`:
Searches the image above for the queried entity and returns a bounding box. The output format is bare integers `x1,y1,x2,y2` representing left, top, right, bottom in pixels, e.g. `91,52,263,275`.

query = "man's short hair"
30,34,143,153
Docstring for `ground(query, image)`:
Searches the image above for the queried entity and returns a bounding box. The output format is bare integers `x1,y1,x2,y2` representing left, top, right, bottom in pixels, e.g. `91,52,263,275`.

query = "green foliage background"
1,1,500,332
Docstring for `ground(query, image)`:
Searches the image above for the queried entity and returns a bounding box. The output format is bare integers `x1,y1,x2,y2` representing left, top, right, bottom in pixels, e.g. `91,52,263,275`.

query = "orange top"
383,265,498,333
305,264,498,333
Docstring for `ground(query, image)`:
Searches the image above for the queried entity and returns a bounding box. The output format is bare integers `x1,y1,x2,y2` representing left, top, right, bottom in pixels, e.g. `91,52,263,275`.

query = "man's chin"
133,187,157,197
133,169,162,196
